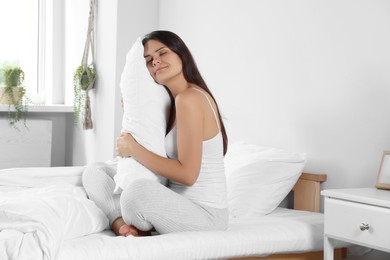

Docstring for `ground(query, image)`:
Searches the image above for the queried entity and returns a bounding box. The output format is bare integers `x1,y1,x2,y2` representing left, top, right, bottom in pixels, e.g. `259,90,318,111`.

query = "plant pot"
0,86,24,105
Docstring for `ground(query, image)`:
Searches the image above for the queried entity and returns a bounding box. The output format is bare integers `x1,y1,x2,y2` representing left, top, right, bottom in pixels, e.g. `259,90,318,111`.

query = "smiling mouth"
154,66,167,75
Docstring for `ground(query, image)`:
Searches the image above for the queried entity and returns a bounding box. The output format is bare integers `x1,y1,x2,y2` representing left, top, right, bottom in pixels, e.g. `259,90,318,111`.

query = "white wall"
64,0,90,165
159,0,390,191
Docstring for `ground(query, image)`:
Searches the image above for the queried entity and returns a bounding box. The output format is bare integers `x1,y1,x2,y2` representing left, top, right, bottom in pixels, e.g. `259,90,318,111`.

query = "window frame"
39,0,65,105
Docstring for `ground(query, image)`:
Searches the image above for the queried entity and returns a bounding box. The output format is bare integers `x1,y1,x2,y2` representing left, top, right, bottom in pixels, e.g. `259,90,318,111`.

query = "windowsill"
0,104,73,113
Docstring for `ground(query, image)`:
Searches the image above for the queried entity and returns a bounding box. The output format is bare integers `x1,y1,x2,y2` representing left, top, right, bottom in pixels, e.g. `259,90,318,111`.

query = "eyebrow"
144,46,167,58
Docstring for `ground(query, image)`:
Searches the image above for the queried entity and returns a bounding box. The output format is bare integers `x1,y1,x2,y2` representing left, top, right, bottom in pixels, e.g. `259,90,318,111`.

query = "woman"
83,30,228,237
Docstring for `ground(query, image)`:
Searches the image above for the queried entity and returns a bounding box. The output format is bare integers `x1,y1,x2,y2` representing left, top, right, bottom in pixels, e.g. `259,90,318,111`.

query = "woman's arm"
116,91,204,186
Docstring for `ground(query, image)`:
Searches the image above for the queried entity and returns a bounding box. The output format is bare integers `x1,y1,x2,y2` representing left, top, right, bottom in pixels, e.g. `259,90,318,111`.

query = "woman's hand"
116,132,137,157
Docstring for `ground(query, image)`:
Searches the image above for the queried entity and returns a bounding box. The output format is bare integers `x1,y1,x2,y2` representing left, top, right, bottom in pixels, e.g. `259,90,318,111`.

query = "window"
0,0,64,105
0,0,39,97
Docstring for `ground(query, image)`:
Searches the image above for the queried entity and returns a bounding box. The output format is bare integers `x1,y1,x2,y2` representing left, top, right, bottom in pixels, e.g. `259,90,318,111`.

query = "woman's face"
143,39,183,85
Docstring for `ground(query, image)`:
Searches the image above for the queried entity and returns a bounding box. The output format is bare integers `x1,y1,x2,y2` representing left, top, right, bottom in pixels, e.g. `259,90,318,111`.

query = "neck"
166,76,192,98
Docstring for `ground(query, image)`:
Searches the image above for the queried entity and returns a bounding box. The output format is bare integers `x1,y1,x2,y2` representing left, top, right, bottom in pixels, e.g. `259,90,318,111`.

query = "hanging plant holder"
73,0,96,130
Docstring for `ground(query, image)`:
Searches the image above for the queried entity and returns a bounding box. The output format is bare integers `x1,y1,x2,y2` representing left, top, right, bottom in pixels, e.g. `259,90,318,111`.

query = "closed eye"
145,57,152,65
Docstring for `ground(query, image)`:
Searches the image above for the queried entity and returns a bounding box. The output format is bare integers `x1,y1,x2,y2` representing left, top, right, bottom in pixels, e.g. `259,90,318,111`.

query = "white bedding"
0,166,328,260
57,208,324,260
0,184,108,260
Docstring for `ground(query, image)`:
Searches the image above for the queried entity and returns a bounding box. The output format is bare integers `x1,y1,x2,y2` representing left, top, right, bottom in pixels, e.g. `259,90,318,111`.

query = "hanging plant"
73,64,96,127
73,0,96,129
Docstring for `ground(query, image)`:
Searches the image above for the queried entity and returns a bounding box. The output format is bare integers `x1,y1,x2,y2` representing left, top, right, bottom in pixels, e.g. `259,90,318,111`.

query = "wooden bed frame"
229,172,347,260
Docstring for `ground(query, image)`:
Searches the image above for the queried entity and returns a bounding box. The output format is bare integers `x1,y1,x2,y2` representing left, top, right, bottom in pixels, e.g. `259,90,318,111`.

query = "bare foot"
112,217,138,237
119,224,152,236
118,224,139,237
111,217,152,237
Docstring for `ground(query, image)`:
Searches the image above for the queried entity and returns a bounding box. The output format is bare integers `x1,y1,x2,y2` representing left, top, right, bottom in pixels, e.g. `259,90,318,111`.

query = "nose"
152,59,160,67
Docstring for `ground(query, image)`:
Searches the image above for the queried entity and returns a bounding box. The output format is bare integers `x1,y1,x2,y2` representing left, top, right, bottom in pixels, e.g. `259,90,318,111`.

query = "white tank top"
164,88,228,209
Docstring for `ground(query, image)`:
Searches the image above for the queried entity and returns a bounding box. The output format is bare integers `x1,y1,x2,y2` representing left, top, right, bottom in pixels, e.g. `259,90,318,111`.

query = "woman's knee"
82,162,112,183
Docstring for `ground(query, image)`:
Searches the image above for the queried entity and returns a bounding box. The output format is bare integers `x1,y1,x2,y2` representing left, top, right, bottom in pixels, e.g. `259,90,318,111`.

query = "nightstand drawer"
324,198,390,251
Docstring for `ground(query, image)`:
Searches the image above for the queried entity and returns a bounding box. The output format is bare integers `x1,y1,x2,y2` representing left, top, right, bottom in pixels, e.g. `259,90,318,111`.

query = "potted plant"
0,65,28,127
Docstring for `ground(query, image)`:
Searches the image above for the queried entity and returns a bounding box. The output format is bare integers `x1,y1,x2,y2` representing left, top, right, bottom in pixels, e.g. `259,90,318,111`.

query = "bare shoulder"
175,88,203,109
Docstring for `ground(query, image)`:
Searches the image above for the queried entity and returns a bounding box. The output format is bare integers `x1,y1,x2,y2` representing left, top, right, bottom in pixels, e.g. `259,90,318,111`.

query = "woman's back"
165,88,227,208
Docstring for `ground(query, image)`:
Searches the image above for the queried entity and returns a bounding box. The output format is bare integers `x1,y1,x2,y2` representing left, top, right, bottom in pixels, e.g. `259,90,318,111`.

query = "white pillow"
114,37,170,192
224,142,306,218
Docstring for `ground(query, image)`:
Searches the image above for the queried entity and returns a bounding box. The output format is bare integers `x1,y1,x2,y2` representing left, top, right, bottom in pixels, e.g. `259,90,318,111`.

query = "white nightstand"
321,188,390,260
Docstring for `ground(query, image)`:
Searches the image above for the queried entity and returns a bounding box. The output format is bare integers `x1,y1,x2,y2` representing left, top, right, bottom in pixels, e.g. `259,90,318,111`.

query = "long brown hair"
142,30,228,155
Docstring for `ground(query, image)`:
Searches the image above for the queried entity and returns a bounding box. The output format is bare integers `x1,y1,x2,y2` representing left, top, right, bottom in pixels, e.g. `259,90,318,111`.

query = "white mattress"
57,207,325,260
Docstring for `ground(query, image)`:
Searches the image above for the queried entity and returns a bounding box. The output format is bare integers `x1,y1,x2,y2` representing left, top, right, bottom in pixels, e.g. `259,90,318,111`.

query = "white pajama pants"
82,162,228,234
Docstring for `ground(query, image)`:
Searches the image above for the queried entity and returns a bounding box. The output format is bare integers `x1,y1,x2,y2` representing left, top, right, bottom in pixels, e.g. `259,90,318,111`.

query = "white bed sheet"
0,166,84,190
57,207,325,260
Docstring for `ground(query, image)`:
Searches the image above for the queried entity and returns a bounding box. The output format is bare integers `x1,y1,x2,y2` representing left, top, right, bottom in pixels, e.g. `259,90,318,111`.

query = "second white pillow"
224,142,306,218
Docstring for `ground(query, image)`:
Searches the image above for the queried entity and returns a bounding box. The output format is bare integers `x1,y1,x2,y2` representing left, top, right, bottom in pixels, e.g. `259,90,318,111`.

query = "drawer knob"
360,223,369,231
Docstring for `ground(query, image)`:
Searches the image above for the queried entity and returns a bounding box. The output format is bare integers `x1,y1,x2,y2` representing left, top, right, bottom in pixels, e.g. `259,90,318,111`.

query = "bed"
0,144,347,260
